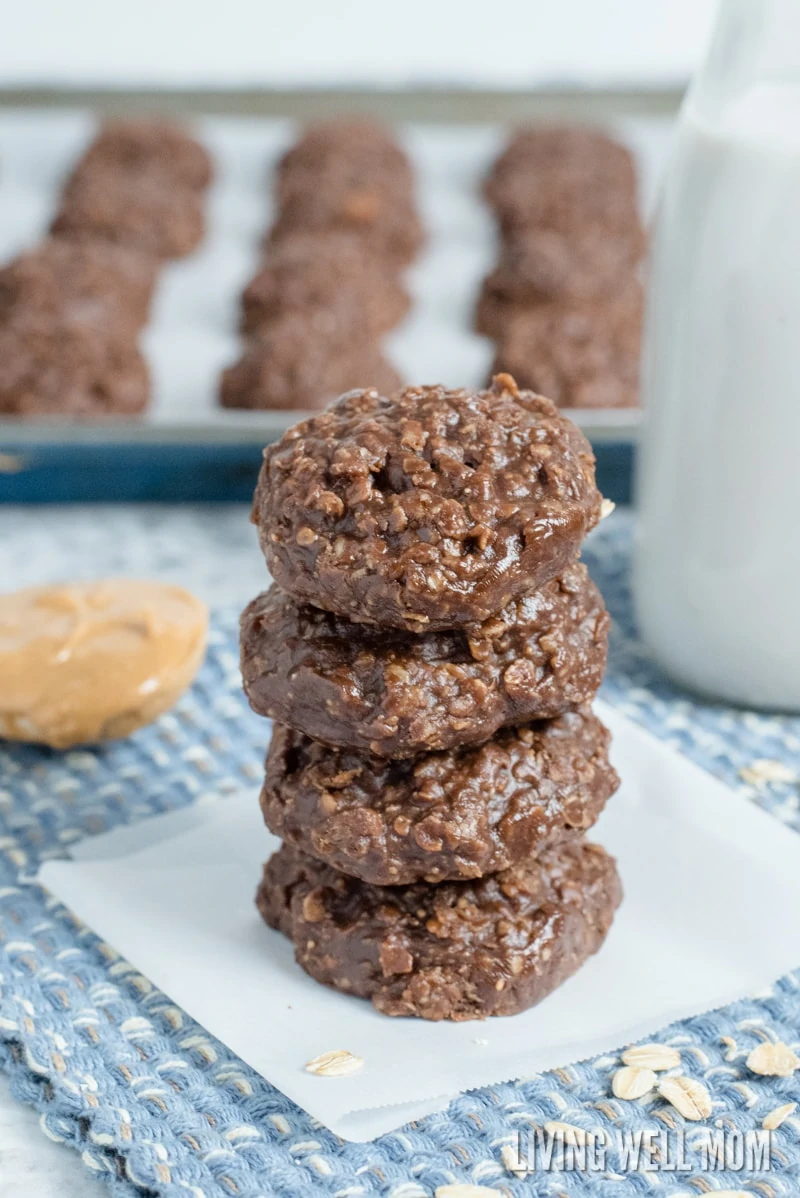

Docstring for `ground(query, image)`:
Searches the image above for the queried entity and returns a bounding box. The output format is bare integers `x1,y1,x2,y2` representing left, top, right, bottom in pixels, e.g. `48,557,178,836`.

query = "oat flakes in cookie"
252,375,602,631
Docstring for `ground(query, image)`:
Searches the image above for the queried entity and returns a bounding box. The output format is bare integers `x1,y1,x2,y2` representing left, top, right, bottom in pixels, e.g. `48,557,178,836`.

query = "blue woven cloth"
3,513,800,1197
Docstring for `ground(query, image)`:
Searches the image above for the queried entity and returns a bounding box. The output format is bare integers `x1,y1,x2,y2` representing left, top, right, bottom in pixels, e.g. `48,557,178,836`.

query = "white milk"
635,83,800,708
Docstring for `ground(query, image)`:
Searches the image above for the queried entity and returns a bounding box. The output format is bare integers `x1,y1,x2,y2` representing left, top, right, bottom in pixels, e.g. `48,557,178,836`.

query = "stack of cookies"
0,118,211,418
477,127,645,409
241,374,622,1021
221,119,422,411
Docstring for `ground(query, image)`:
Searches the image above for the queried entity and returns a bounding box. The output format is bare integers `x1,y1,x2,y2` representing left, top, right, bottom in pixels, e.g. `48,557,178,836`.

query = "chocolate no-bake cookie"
222,117,418,415
268,185,423,267
0,319,149,417
484,126,639,238
253,375,602,630
492,283,642,409
240,232,410,337
270,121,421,263
63,118,213,193
269,121,421,264
52,169,207,260
275,119,414,206
260,708,619,885
220,314,402,411
257,837,621,1019
240,562,608,757
51,119,211,260
476,227,644,339
0,238,157,337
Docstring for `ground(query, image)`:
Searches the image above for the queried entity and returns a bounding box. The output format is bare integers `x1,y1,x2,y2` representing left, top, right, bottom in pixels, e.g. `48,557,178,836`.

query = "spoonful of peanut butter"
0,579,208,748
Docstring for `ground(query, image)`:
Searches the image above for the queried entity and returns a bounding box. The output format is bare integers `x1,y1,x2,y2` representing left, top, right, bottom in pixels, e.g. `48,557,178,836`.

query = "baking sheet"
0,108,673,445
35,700,800,1141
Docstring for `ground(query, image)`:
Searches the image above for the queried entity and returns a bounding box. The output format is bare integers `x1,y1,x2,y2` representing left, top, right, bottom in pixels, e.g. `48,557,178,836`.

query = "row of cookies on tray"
0,116,642,418
479,126,646,408
220,119,423,411
0,119,212,417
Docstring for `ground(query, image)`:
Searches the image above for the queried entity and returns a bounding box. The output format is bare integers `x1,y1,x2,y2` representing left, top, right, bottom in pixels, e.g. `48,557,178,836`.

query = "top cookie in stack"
243,374,621,1021
250,373,601,630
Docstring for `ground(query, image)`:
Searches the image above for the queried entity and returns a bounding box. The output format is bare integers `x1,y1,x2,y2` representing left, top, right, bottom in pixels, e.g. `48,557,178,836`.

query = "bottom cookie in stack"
257,837,621,1022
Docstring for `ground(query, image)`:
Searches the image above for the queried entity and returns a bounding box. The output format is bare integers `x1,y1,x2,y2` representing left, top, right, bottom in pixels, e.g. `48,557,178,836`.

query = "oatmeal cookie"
240,562,608,756
260,708,619,885
220,314,402,411
476,227,644,338
240,232,409,336
485,126,638,238
0,238,157,336
491,283,642,409
257,837,621,1020
252,375,602,630
0,318,149,417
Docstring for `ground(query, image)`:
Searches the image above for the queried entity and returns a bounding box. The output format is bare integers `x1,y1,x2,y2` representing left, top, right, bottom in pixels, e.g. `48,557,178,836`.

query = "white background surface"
0,0,717,90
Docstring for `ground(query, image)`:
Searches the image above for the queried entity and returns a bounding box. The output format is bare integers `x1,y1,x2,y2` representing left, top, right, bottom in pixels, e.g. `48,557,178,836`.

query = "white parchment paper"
36,702,800,1141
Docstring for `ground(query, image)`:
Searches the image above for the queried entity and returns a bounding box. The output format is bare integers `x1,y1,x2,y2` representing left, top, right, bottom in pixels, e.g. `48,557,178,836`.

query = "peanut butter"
0,579,208,749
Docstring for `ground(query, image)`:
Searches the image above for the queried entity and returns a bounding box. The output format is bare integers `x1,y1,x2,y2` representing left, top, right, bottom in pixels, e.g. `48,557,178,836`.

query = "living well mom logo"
502,1124,773,1176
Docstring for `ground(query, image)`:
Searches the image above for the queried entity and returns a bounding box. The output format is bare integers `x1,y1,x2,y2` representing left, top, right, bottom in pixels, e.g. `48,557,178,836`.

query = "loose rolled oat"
657,1076,712,1121
762,1102,797,1130
612,1065,657,1100
621,1044,681,1072
304,1049,364,1077
543,1120,593,1145
746,1041,800,1077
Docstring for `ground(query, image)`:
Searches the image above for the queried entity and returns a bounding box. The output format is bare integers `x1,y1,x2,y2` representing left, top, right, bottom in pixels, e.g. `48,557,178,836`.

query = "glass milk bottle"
634,0,800,709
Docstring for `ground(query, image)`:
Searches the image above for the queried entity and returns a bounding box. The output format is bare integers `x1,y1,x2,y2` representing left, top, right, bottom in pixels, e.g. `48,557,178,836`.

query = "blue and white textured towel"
2,515,800,1198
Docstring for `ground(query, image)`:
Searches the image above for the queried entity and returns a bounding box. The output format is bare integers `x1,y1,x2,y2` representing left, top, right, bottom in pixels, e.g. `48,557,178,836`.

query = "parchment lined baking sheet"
0,108,673,444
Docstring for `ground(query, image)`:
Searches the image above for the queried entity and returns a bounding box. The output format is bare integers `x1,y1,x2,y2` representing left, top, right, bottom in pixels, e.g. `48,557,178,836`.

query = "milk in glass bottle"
635,0,800,709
